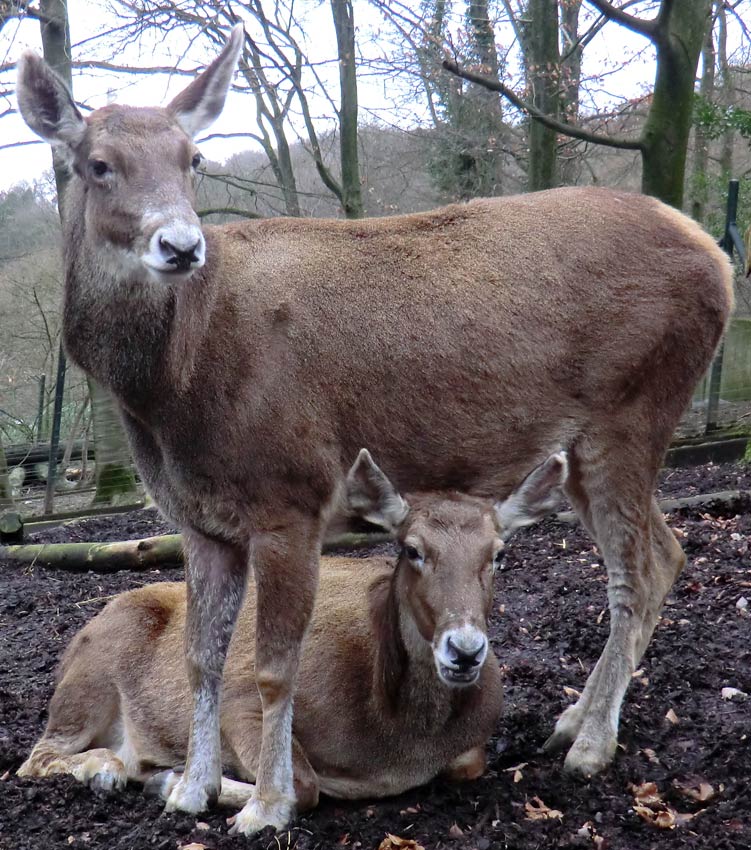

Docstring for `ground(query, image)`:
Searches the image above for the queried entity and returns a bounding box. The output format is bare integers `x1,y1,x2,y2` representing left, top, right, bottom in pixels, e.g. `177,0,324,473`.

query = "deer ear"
346,449,410,533
16,51,86,149
167,24,244,137
494,451,568,534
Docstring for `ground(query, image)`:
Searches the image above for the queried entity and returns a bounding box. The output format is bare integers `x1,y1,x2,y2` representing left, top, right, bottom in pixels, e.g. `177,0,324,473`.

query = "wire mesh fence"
1,182,751,521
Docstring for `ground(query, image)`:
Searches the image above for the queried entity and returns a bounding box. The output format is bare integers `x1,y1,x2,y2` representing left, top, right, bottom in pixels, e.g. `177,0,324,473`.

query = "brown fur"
16,29,735,833
18,494,512,806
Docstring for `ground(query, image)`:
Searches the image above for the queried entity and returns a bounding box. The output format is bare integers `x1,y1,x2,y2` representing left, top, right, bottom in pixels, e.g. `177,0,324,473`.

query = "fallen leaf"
665,708,679,725
642,748,661,765
180,845,207,850
524,796,563,821
514,769,523,783
633,804,674,829
673,778,716,802
194,822,210,831
448,823,464,838
563,686,581,699
0,771,9,781
630,781,662,806
378,835,425,850
504,762,528,773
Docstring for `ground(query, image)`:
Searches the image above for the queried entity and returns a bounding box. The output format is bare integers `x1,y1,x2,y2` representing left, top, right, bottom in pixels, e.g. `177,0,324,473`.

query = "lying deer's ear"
167,24,244,137
494,451,568,535
346,449,410,533
16,52,86,149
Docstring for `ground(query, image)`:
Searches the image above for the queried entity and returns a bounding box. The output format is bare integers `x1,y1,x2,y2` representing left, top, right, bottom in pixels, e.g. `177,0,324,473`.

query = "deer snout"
144,221,206,276
435,625,488,687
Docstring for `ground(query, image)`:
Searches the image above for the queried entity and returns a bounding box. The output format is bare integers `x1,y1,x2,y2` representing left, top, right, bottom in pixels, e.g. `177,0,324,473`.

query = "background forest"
1,0,751,512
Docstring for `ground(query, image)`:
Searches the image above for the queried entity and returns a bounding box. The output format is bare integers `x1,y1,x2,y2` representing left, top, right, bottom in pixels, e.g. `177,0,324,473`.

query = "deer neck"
370,572,460,728
61,188,217,412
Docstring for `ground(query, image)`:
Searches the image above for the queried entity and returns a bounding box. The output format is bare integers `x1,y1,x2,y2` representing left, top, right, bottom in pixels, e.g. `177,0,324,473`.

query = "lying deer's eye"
492,549,505,569
403,544,422,562
191,152,203,169
89,159,110,178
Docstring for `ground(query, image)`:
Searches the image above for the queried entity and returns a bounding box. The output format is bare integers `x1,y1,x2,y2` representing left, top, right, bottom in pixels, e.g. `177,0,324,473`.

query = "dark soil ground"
1,461,751,850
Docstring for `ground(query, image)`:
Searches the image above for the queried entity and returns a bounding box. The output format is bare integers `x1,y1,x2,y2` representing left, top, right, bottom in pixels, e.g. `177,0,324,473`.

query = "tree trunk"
87,377,139,505
331,0,364,218
640,0,713,208
690,7,716,223
558,0,583,185
522,0,560,190
717,4,733,184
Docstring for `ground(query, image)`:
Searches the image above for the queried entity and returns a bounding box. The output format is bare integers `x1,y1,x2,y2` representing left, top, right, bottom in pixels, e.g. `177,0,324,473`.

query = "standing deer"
16,26,734,835
17,451,568,820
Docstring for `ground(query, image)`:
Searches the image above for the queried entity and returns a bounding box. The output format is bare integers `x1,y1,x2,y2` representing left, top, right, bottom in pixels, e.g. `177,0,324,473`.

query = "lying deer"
18,451,567,818
16,25,733,834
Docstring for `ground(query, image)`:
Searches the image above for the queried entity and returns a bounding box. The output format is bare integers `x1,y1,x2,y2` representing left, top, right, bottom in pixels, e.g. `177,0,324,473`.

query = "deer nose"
144,222,206,276
446,634,486,669
159,236,203,271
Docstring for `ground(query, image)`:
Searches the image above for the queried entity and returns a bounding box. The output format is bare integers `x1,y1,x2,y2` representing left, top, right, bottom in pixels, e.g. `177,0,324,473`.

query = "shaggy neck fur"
61,180,218,413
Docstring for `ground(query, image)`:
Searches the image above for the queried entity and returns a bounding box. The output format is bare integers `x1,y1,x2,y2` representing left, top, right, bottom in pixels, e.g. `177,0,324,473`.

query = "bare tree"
445,0,715,208
3,0,139,508
109,0,363,218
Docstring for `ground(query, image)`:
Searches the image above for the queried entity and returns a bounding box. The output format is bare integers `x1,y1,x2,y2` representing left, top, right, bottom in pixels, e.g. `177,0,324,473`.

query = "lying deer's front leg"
164,530,247,814
230,516,322,836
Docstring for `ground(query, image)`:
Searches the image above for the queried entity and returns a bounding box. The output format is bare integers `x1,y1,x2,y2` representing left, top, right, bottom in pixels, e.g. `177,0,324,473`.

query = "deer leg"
219,695,320,814
230,518,321,835
164,530,247,815
545,434,672,777
18,664,128,791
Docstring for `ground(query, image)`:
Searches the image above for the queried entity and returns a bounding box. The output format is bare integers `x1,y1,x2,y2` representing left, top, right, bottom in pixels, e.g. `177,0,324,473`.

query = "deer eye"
191,152,203,169
492,548,505,570
402,543,424,567
89,159,110,179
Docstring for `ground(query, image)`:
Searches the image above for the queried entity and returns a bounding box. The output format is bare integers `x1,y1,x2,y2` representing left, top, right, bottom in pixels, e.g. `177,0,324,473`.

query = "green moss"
92,463,138,505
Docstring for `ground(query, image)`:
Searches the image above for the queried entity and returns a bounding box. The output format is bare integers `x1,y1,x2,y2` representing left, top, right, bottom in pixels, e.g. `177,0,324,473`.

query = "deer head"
16,26,243,282
347,449,568,687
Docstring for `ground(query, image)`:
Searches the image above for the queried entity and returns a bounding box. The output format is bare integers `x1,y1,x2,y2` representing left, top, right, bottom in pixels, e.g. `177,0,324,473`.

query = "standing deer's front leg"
230,515,322,835
164,530,248,814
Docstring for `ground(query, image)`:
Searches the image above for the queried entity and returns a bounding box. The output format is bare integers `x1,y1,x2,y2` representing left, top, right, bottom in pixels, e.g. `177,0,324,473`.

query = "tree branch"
585,0,659,40
441,59,644,150
197,207,264,219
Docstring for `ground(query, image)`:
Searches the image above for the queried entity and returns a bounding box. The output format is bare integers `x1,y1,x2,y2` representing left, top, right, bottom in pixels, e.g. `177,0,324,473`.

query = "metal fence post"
43,343,67,515
705,180,743,434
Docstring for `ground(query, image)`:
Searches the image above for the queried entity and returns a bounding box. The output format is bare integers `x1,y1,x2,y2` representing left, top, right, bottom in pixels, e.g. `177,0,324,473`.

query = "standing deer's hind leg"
545,434,678,777
230,515,322,836
164,530,248,814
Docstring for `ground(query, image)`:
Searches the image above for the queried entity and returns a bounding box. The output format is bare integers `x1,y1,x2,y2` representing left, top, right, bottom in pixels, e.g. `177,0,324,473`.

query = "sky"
0,0,745,194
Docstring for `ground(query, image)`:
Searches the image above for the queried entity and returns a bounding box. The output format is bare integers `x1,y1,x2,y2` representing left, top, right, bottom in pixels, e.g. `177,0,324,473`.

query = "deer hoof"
229,795,293,836
70,753,127,792
543,704,583,752
562,733,617,778
163,775,216,814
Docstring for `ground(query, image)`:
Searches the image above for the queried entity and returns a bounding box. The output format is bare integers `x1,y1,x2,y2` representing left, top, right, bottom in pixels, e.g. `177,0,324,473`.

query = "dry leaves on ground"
378,834,426,850
630,780,703,830
524,796,564,821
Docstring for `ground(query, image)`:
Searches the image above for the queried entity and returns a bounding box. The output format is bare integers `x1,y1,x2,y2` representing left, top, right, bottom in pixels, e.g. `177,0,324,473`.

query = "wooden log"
3,488,751,573
0,531,393,572
1,534,183,572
